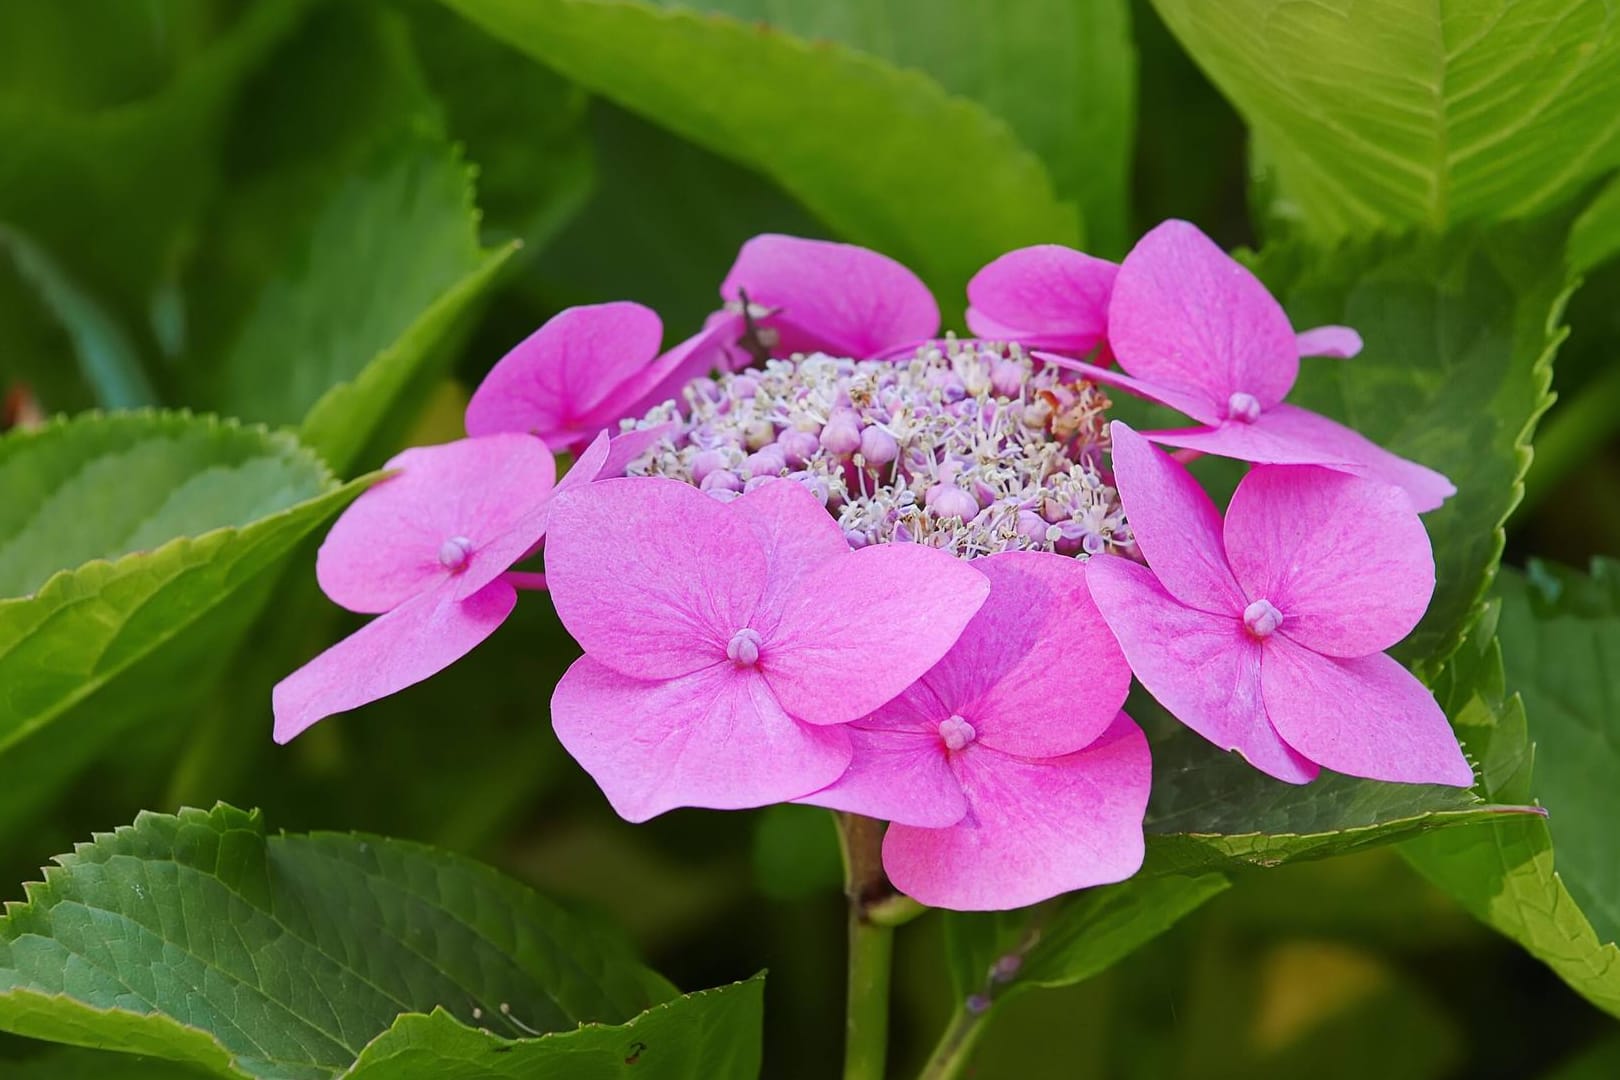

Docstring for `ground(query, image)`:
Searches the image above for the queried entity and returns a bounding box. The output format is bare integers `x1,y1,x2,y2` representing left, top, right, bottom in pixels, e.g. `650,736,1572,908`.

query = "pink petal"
916,552,1130,758
617,317,744,420
1296,325,1362,358
1261,639,1475,787
721,234,940,357
734,478,853,610
1224,465,1435,657
1145,405,1456,512
545,477,768,680
763,544,989,726
600,423,678,480
1109,220,1298,415
316,435,556,614
796,723,967,828
882,714,1151,910
464,302,664,450
964,245,1118,353
550,655,852,821
1108,423,1243,614
1034,352,1223,426
272,579,515,744
1086,556,1318,784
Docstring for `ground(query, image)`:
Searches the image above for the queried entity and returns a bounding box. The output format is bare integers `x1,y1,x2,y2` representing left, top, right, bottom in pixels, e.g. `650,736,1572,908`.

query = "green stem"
836,813,898,1080
915,1005,986,1080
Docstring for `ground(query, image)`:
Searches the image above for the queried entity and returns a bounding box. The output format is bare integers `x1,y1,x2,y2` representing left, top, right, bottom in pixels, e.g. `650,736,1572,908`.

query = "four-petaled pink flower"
1033,221,1451,511
799,552,1150,910
1086,424,1474,787
273,434,559,743
465,236,939,454
544,477,989,822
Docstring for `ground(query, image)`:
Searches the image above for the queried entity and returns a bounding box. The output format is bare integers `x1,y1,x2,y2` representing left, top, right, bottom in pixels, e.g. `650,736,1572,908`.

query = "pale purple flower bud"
991,954,1023,983
743,419,776,450
1227,392,1262,424
731,375,760,399
743,446,787,478
820,414,862,455
966,994,993,1016
1082,532,1106,556
691,449,730,484
700,469,743,494
777,428,820,467
928,485,979,522
860,426,900,466
843,527,870,549
438,535,474,572
1016,510,1048,545
1243,598,1284,638
743,474,776,493
790,471,831,505
990,359,1025,397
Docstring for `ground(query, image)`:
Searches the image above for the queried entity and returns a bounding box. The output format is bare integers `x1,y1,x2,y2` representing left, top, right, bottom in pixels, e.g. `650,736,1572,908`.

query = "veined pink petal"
616,317,744,420
1034,352,1223,426
1224,466,1435,657
1086,556,1318,784
721,234,940,357
1108,423,1243,614
272,579,516,744
796,723,968,828
1261,639,1474,787
763,544,989,726
882,714,1151,910
545,477,768,680
465,302,664,449
1109,220,1298,414
734,478,853,609
550,655,853,821
316,435,556,614
917,552,1129,758
964,245,1117,353
1296,326,1362,359
1145,405,1455,512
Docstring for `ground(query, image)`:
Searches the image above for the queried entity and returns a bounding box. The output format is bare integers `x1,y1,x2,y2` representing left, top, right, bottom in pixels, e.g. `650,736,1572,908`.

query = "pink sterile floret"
966,244,1119,354
272,434,557,744
1029,220,1453,511
1085,424,1474,788
544,476,990,822
798,551,1151,910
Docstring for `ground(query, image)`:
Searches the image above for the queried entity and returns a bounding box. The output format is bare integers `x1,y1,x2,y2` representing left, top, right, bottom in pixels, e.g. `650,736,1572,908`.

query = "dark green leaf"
1151,0,1620,237
438,0,1078,307
1403,564,1620,1018
342,977,763,1078
0,805,676,1079
0,411,359,836
1252,222,1566,669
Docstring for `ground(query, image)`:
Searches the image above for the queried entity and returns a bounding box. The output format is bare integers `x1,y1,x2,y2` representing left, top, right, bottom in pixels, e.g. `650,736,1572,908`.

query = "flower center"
1227,392,1262,424
437,535,474,572
726,627,764,667
938,714,977,752
1243,598,1284,638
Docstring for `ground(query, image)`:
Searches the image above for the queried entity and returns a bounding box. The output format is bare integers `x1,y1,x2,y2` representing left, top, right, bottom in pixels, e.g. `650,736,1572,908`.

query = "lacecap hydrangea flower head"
275,225,1472,912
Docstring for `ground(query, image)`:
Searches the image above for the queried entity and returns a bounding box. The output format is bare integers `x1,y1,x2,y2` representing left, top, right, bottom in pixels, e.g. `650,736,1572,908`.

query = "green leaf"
1139,717,1533,876
1405,559,1620,1019
0,805,677,1079
652,0,1135,256
1,1046,213,1079
1151,0,1620,238
438,0,1078,307
207,133,517,471
0,411,358,834
0,1,309,353
1251,221,1566,670
1569,175,1620,275
342,977,763,1079
943,873,1229,1003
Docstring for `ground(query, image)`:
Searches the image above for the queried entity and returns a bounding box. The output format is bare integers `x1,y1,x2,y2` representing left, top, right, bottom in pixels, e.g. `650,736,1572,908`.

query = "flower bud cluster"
620,337,1135,560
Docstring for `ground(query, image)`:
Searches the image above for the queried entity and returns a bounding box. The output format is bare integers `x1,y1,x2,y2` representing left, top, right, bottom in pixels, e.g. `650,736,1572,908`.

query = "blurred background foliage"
2,0,1619,1076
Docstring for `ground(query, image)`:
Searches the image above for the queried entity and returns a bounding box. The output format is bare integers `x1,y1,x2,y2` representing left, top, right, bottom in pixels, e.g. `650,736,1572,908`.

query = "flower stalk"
836,812,911,1080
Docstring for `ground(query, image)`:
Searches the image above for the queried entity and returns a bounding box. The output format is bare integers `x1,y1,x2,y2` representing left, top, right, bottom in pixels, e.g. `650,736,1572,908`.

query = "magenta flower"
1086,424,1474,788
965,244,1119,354
544,477,989,822
273,434,558,743
465,237,938,453
1032,221,1452,511
799,552,1150,910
